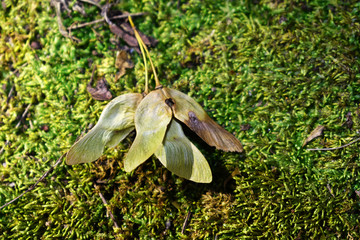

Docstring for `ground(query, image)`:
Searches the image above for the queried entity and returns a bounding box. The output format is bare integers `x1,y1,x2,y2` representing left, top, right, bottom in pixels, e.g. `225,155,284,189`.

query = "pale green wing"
66,126,134,165
165,88,243,152
124,90,172,172
66,93,143,165
154,120,212,183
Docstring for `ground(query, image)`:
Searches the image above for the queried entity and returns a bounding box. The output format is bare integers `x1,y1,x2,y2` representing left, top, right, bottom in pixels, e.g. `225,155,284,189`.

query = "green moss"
1,0,360,239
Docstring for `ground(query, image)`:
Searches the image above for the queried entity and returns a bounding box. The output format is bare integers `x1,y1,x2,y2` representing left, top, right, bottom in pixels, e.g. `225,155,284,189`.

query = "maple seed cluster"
66,17,243,183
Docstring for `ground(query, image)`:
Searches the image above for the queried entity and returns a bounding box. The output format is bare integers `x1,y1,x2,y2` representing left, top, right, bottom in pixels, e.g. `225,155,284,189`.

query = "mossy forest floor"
1,0,360,239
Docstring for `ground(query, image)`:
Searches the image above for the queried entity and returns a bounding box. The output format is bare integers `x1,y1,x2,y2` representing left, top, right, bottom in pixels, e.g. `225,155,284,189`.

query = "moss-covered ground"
1,0,360,239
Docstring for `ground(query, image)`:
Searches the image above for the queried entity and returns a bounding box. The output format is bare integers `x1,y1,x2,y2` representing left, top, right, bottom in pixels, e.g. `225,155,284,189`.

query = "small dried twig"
67,12,146,30
95,184,120,229
307,137,360,151
181,211,192,235
72,1,86,16
55,0,81,42
4,63,28,104
79,0,102,9
327,183,335,197
15,103,32,128
302,125,325,147
54,1,156,50
0,140,10,155
6,85,15,104
0,153,65,210
60,0,71,13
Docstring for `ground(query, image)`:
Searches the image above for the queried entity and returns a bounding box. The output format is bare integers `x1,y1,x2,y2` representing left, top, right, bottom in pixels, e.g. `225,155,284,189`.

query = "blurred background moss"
1,0,360,239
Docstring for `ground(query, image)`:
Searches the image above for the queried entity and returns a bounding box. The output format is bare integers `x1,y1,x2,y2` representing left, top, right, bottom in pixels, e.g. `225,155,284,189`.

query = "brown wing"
164,88,243,152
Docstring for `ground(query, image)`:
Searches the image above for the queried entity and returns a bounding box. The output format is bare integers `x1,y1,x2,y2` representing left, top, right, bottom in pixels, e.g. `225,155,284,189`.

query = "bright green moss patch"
1,0,360,239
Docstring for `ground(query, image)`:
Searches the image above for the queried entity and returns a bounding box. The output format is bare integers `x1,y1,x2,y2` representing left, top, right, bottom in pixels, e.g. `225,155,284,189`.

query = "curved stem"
138,34,149,94
128,16,161,88
142,40,161,87
128,16,149,94
307,137,360,151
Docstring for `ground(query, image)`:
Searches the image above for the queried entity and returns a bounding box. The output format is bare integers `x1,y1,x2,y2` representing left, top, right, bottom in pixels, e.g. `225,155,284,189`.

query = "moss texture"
1,0,360,239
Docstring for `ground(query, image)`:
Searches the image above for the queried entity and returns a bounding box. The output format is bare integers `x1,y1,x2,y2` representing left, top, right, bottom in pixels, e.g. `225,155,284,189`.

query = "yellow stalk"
128,16,161,88
128,16,148,94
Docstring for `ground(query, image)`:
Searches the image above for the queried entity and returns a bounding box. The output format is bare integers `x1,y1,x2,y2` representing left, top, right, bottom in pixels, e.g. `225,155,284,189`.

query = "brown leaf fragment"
30,41,42,50
103,4,138,48
102,4,157,52
342,111,353,129
87,78,112,101
302,125,325,147
108,23,139,47
355,190,360,199
114,50,134,82
120,22,158,47
240,124,251,131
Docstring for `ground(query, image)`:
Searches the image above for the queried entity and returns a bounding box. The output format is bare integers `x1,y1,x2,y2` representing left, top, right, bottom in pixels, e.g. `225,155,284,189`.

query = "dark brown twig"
15,103,32,128
67,12,146,30
306,137,360,151
0,153,65,210
181,211,192,235
95,184,120,229
6,85,15,104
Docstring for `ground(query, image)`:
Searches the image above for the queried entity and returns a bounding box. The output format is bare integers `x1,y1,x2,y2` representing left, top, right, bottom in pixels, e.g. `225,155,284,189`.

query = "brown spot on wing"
185,111,243,152
165,98,175,108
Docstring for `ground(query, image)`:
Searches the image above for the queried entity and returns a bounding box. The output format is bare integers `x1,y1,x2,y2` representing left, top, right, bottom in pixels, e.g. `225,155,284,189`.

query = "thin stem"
128,16,149,94
128,16,161,88
306,137,360,151
139,35,149,94
67,12,146,31
0,154,65,210
95,184,120,229
141,38,161,87
181,211,192,235
78,0,102,9
15,103,32,128
55,1,81,43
